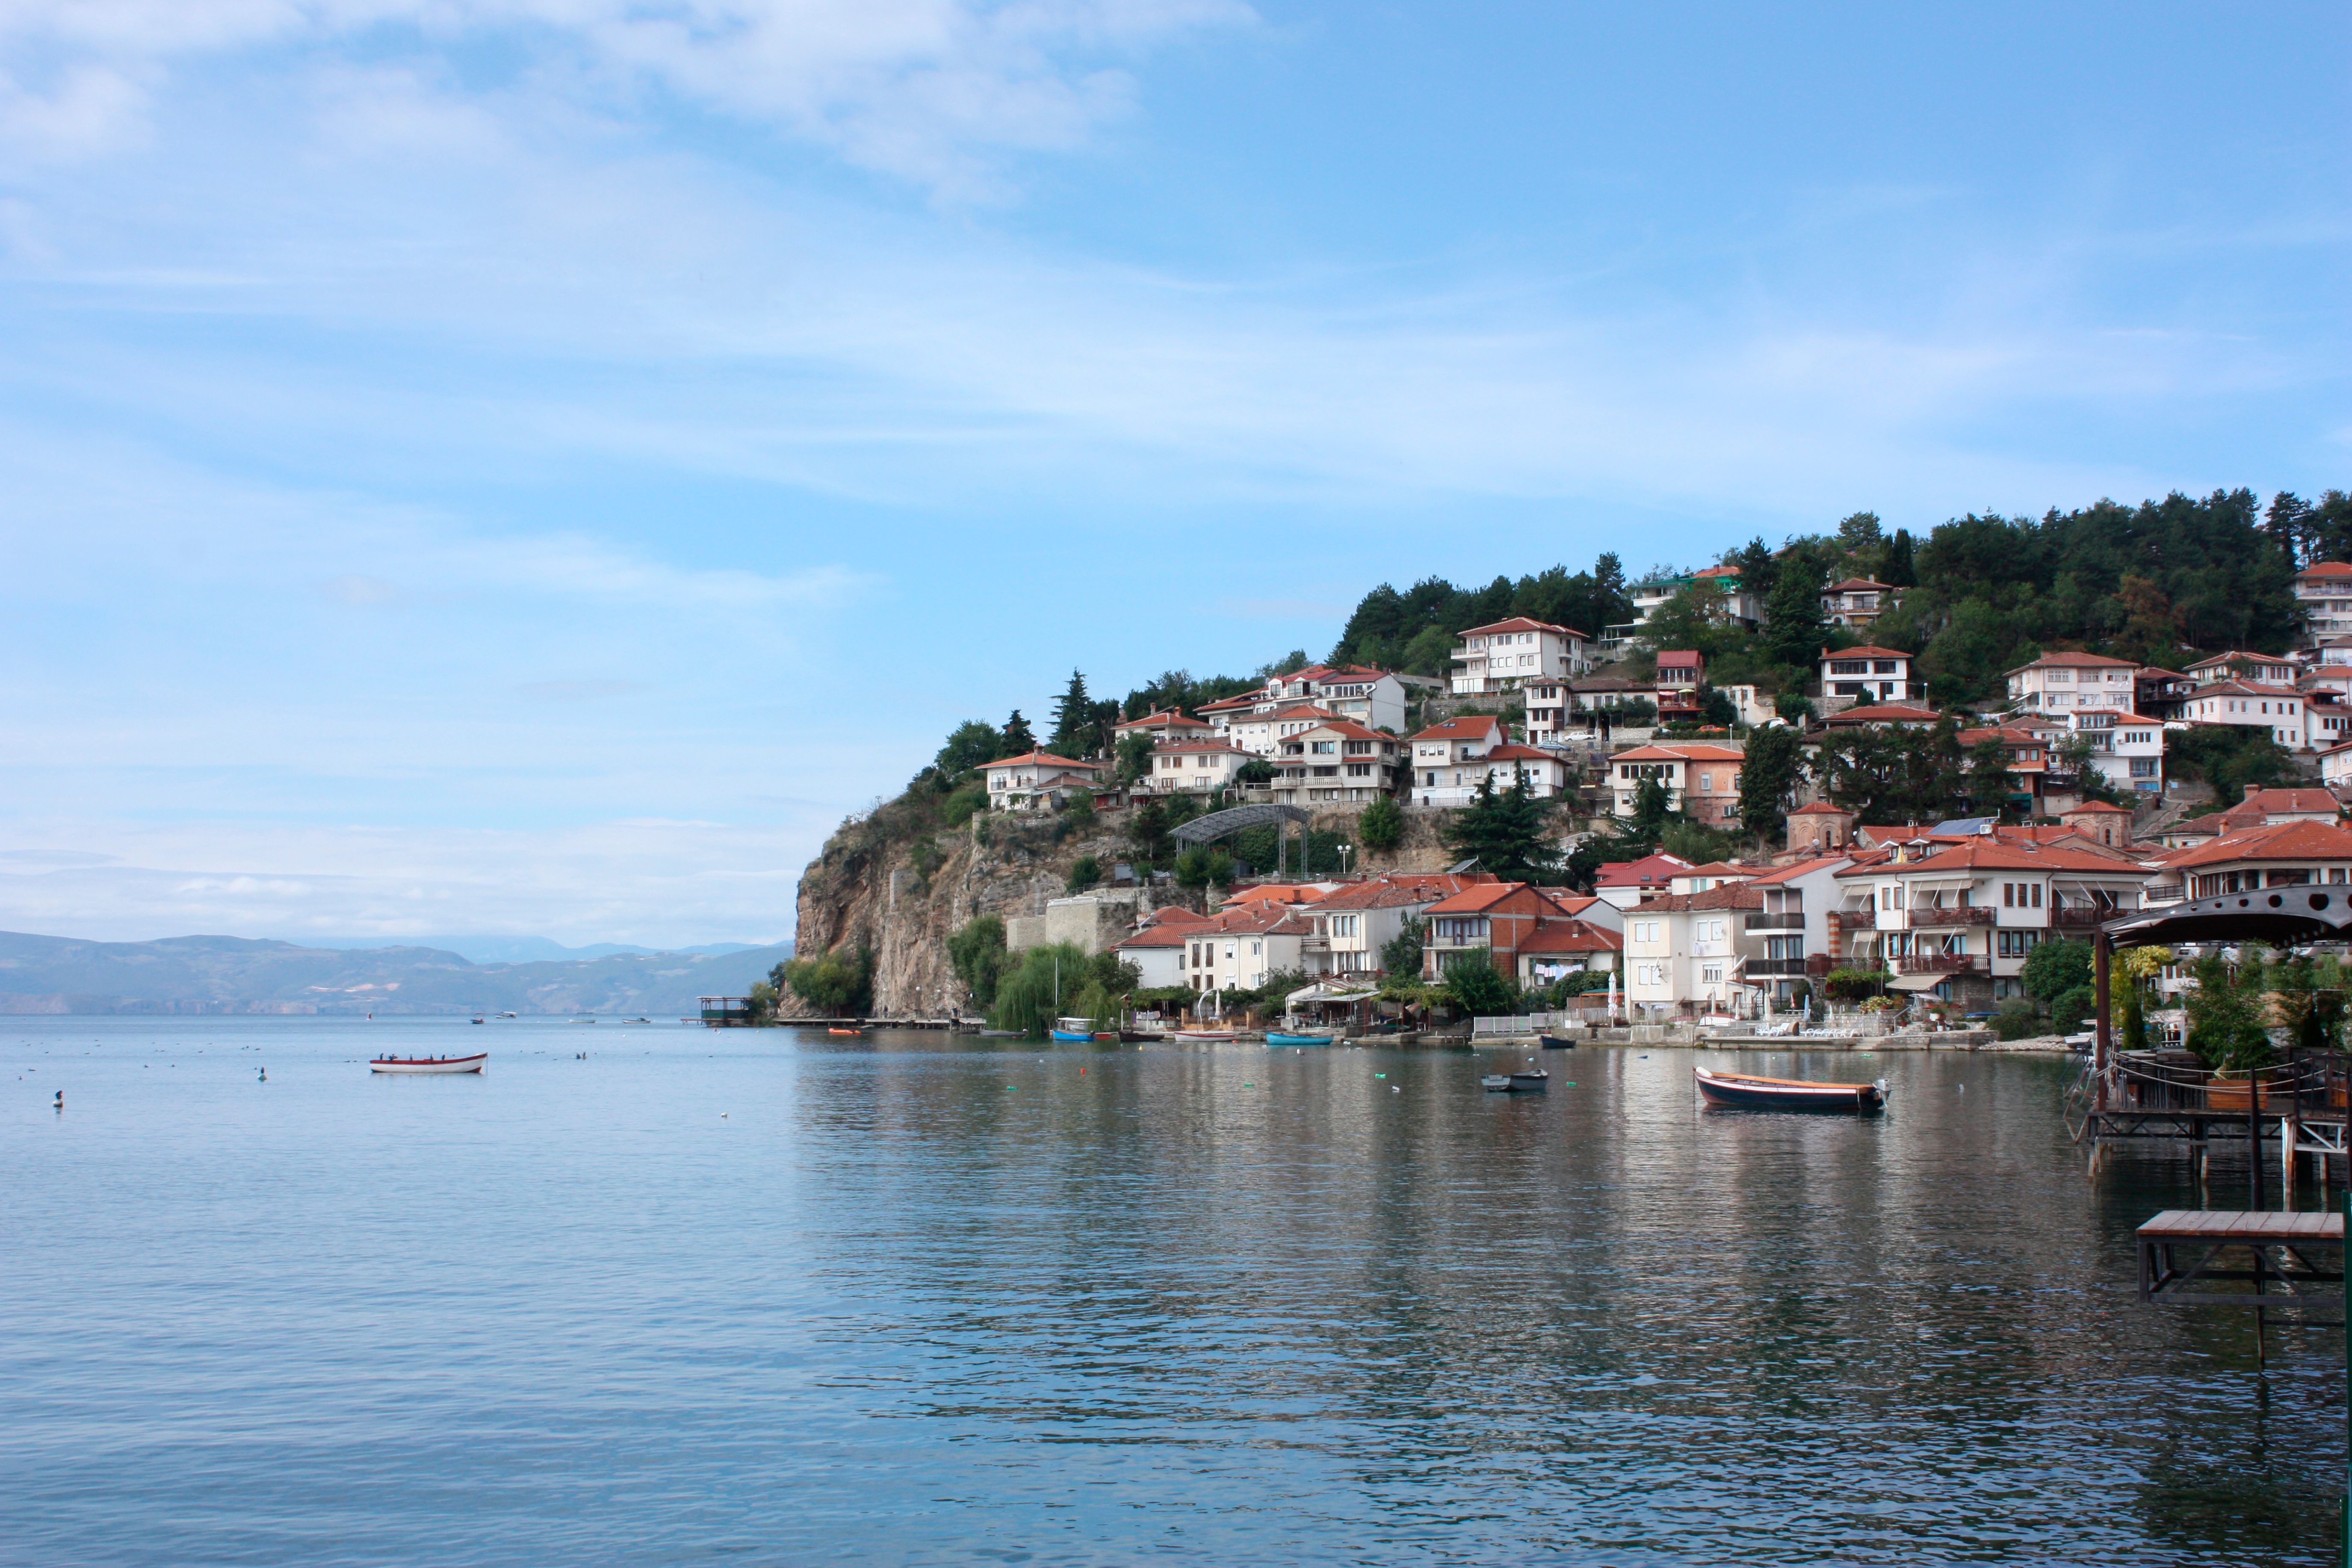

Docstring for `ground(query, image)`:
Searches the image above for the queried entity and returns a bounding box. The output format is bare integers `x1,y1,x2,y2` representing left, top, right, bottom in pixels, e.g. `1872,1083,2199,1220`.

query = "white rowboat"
370,1053,488,1075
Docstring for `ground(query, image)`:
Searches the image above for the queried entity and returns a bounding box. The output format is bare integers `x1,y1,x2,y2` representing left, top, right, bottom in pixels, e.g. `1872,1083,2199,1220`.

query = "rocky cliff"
785,799,1463,1017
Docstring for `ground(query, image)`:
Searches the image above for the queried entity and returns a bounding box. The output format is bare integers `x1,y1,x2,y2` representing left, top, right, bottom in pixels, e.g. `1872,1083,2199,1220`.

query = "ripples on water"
1,1018,2342,1564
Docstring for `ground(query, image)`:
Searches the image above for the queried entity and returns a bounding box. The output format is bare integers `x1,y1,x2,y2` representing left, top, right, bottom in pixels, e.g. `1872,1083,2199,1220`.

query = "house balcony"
1907,907,1993,928
1745,913,1806,931
1744,958,1811,977
2050,906,2110,928
1424,931,1491,951
1895,954,1981,975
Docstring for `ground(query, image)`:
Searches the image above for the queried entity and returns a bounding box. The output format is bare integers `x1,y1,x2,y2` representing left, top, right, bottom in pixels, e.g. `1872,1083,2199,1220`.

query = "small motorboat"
1265,1032,1333,1047
1049,1029,1095,1043
978,1028,1021,1037
626,1017,650,1024
1694,1066,1886,1112
570,1015,596,1024
1174,1030,1237,1042
370,1052,487,1075
470,1013,485,1025
1538,1033,1578,1049
498,1011,517,1019
1118,1030,1164,1043
1483,1069,1547,1091
826,1026,864,1036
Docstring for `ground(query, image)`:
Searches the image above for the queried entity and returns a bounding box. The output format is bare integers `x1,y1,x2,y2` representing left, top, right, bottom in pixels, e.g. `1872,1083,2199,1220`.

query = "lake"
2,1016,2342,1565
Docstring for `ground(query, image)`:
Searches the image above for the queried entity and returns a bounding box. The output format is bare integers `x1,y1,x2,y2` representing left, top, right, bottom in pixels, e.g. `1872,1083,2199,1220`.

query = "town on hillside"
837,493,2352,1039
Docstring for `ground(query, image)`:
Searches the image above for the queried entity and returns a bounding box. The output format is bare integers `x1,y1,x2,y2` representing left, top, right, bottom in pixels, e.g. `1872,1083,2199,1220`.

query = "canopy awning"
2104,888,2352,946
1888,972,1949,992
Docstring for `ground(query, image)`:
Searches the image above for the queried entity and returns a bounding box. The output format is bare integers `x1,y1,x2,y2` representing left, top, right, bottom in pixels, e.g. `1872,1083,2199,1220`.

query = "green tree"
947,916,1010,1009
779,946,874,1015
1660,818,1740,865
1066,855,1101,894
1129,797,1175,862
990,942,1093,1036
1049,670,1094,756
1764,559,1829,669
1699,685,1738,729
1114,731,1157,786
2021,937,2092,1007
1003,709,1037,753
1357,792,1405,852
1966,735,2014,817
1381,915,1426,979
1440,951,1517,1015
1442,773,1562,880
1624,775,1672,848
1738,725,1805,842
936,719,1009,779
2184,950,2273,1072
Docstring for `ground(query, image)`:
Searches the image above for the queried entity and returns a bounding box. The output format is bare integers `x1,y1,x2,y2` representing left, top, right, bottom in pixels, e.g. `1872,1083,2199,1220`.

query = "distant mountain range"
0,932,796,1017
298,935,768,966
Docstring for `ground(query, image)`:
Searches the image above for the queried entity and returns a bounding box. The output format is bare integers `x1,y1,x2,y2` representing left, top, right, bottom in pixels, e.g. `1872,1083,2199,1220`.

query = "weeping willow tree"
989,945,1141,1036
2108,945,2168,1054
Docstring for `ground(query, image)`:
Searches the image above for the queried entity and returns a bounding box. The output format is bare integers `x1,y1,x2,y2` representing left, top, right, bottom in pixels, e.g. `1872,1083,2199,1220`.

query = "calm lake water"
2,1016,2343,1565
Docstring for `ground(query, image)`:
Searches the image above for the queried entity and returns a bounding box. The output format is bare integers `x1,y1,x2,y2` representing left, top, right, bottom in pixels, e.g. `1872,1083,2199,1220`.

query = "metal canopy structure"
1171,803,1310,847
2103,889,2352,948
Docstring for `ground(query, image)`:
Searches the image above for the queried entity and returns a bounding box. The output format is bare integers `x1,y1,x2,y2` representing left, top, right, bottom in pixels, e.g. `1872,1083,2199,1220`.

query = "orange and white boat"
369,1052,487,1075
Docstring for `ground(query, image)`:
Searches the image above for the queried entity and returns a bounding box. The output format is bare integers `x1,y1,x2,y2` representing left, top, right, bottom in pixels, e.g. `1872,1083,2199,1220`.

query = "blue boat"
1049,1029,1094,1043
1265,1032,1333,1047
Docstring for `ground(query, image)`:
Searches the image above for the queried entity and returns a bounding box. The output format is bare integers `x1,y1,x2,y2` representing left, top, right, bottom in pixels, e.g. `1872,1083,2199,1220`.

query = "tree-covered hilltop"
910,485,2347,797
1326,557,1636,674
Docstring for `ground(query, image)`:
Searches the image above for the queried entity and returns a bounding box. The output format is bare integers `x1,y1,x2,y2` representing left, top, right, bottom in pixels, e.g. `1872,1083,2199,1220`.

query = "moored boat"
1694,1065,1886,1112
1265,1032,1333,1047
826,1026,864,1036
1484,1069,1547,1091
1539,1033,1577,1049
370,1052,487,1075
470,1013,485,1025
1118,1030,1163,1043
1173,1030,1237,1042
1049,1029,1095,1043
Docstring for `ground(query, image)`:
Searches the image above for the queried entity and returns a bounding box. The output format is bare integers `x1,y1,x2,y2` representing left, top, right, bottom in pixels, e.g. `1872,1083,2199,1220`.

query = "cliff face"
785,800,1463,1017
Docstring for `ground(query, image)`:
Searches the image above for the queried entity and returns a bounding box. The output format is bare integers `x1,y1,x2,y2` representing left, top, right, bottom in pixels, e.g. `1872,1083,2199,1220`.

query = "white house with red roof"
1515,918,1622,989
1592,851,1695,911
1606,742,1744,825
2325,741,2352,794
1820,578,1903,629
1407,714,1507,806
1172,905,1320,994
1114,709,1214,746
2006,651,2141,713
1448,617,1594,695
1621,883,1765,1015
1141,740,1256,795
1271,719,1404,804
1418,882,1589,981
1476,743,1575,798
1299,873,1485,977
1820,702,1942,731
2063,709,2169,793
1833,839,2153,1004
1819,645,1912,703
1743,854,1855,1003
1222,664,1410,734
981,752,1104,811
2296,561,2352,647
1223,702,1347,758
2184,650,2298,688
1108,921,1192,988
2182,679,2307,749
2151,818,2352,903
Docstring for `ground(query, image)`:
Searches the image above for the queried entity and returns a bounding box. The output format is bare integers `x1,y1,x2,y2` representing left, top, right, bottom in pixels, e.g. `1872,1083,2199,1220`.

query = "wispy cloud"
0,0,1255,195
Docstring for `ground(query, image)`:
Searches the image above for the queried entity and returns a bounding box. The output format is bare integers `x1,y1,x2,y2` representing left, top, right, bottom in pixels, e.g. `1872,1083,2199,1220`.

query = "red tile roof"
2166,818,2352,868
1826,578,1895,593
1286,718,1390,742
1409,715,1508,742
1822,644,1909,659
2300,561,2352,578
1486,743,1568,763
1457,616,1590,639
1834,840,2158,877
1611,743,1744,762
1516,919,1622,954
1747,854,1852,884
2187,679,2300,700
1823,703,1942,725
2066,800,2132,815
2240,788,2341,816
1788,801,1853,816
1112,925,1193,949
1637,886,1764,911
1655,650,1704,667
984,751,1099,770
1115,709,1211,730
1596,853,1694,887
2007,651,2140,670
1141,906,1212,927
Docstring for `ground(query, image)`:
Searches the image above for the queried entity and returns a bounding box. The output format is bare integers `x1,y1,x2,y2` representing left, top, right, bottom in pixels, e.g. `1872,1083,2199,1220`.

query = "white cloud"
0,0,1255,193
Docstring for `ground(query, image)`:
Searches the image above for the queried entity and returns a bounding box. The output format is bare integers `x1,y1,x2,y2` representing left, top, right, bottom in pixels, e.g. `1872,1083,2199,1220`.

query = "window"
1998,930,2039,958
1251,940,1264,956
2031,883,2042,908
1702,964,1723,984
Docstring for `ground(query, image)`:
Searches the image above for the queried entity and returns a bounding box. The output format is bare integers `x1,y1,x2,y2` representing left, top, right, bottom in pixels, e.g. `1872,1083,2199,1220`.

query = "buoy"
258,1068,266,1082
53,1090,62,1109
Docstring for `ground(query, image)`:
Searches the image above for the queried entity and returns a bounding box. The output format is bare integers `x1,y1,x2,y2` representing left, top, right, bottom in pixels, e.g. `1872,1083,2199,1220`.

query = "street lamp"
1338,843,1355,877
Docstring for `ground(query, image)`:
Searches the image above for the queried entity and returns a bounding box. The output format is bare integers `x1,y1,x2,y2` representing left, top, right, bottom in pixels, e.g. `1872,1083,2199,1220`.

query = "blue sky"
0,0,2345,947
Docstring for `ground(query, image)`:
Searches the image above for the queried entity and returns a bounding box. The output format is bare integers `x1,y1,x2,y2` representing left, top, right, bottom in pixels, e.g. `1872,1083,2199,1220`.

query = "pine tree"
1003,710,1037,753
1356,793,1404,852
1764,563,1829,670
1737,725,1804,842
1442,773,1561,880
1048,670,1092,756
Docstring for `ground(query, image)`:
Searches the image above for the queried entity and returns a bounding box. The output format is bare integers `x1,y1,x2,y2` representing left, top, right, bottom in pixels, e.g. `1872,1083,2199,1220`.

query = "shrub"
948,916,1010,1009
2051,984,2097,1035
939,782,990,828
1992,1000,2043,1040
1381,916,1426,979
1066,855,1101,894
2186,950,2275,1072
2021,938,2092,1004
1440,952,1518,1016
1356,793,1404,852
780,947,873,1015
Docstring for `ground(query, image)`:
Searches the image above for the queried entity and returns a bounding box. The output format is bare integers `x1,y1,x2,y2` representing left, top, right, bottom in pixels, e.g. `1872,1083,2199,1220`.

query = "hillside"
0,932,795,1016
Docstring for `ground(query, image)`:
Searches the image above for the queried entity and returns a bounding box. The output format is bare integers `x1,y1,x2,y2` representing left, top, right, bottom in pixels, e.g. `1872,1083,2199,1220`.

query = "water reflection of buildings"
780,1032,2339,1557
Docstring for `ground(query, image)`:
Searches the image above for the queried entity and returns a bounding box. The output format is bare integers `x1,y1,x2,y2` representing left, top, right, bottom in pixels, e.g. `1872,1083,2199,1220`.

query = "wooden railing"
1909,907,1992,928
